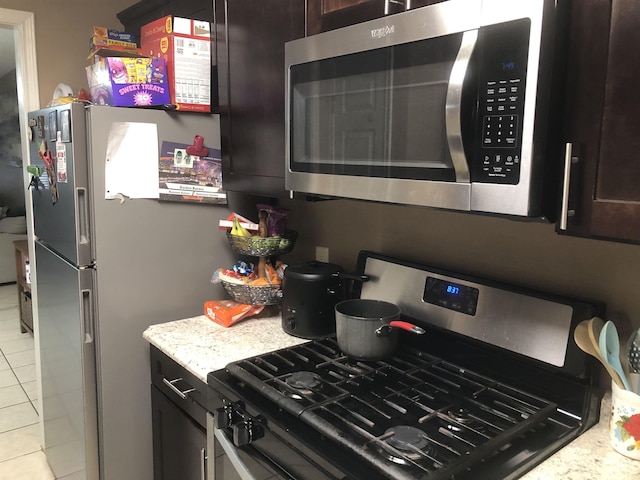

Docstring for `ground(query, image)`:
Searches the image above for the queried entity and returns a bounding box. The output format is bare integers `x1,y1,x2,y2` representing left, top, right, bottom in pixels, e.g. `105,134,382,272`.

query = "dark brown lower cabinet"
151,346,209,480
151,346,255,480
557,0,640,244
151,385,207,480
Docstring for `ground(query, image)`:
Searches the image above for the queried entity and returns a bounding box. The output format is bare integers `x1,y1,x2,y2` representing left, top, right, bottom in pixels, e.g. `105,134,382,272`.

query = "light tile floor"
0,283,55,479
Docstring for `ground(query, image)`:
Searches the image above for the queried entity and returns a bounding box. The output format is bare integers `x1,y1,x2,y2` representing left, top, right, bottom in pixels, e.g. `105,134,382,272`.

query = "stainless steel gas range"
206,251,604,479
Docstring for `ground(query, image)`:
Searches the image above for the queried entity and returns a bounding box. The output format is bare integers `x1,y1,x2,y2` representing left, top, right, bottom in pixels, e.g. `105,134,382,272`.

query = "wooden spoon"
574,317,625,389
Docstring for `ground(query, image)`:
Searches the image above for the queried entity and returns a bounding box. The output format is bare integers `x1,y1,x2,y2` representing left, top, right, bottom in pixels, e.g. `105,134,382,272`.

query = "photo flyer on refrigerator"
158,140,226,204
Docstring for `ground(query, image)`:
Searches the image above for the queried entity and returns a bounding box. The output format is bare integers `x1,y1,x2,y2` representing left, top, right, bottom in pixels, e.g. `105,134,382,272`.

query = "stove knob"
213,405,235,429
232,419,264,446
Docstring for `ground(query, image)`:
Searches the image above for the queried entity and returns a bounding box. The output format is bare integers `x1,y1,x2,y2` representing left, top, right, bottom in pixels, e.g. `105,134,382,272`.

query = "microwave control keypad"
478,78,523,184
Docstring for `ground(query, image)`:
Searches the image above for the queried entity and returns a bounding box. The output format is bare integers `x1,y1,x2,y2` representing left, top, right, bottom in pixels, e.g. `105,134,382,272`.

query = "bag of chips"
204,300,265,327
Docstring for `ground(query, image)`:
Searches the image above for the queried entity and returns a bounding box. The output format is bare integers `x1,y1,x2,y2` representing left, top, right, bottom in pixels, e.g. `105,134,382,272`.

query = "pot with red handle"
334,299,425,360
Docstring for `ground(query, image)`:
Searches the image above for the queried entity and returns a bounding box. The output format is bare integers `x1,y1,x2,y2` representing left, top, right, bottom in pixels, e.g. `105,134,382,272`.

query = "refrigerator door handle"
77,187,90,245
81,288,94,343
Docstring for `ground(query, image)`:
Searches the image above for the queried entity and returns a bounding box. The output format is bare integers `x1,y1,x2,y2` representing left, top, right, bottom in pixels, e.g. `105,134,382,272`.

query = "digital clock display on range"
446,285,460,295
423,277,479,316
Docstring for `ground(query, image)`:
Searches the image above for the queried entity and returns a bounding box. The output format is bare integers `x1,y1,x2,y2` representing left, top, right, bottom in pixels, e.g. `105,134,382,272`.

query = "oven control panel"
423,277,479,316
360,253,577,368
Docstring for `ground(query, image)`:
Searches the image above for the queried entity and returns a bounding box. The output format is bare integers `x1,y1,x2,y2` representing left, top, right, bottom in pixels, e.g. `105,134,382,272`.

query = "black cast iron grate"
225,338,558,480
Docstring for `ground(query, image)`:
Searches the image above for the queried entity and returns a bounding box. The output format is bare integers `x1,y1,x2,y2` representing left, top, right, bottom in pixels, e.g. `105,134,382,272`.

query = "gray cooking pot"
335,299,425,360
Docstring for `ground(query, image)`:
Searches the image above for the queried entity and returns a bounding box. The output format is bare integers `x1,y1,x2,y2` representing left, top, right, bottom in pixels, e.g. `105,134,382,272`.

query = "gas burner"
379,426,433,464
284,371,322,398
447,407,472,424
445,407,486,434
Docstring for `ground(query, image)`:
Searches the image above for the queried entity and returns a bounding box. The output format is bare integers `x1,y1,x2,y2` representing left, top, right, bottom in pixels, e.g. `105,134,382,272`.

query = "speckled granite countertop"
144,315,640,479
143,313,308,383
521,391,640,479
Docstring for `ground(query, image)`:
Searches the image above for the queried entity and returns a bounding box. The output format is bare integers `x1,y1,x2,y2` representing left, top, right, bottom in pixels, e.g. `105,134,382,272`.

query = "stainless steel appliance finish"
285,0,561,219
207,251,603,479
29,103,234,480
359,256,574,367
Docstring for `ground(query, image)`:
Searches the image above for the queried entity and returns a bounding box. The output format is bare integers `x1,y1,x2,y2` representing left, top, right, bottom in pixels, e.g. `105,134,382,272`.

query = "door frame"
0,6,42,445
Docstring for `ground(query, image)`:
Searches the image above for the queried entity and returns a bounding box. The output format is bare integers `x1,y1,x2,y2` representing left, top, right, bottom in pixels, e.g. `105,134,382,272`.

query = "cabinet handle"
200,447,207,480
559,142,578,231
161,377,195,399
385,0,406,14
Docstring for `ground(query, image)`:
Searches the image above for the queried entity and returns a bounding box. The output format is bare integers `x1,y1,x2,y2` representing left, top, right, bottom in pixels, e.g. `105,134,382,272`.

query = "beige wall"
283,197,640,333
0,0,135,108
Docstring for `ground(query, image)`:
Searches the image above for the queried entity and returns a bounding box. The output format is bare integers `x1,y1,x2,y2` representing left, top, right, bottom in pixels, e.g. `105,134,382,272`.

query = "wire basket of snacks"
226,229,297,257
213,261,284,306
219,281,282,305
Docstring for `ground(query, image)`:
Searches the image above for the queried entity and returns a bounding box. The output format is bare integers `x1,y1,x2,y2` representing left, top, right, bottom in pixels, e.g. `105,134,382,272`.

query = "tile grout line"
0,285,51,477
0,286,39,416
0,285,55,478
0,336,40,416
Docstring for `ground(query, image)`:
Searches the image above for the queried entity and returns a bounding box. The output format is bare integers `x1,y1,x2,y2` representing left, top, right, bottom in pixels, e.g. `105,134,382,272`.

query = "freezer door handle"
81,289,94,343
77,187,90,245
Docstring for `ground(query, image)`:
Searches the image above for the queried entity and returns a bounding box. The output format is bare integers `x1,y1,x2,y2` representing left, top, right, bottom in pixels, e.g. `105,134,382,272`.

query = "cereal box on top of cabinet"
140,16,213,112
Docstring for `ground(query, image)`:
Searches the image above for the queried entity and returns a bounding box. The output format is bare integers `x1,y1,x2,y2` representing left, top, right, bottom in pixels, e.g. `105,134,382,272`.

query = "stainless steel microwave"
285,0,564,219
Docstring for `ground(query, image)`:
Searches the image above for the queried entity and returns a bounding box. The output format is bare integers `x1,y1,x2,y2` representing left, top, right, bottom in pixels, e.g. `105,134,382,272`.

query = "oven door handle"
206,412,257,480
445,29,478,184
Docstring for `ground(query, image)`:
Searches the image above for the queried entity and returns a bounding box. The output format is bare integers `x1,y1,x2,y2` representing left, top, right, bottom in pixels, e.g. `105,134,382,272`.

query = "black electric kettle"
281,261,368,339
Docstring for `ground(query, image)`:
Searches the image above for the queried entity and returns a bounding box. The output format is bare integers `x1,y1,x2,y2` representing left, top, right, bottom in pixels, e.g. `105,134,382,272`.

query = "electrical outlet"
315,246,329,263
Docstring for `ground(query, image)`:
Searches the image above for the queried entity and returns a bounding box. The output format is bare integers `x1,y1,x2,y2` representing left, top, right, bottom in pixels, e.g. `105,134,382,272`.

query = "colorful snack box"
86,57,170,107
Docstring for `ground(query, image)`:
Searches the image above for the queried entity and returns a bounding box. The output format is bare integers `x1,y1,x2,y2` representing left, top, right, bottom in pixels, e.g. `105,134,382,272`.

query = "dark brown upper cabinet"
213,0,306,197
307,0,446,35
117,0,211,41
557,0,640,244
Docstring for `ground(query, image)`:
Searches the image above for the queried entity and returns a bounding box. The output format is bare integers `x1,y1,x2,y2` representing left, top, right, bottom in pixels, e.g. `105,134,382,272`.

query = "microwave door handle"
445,29,478,183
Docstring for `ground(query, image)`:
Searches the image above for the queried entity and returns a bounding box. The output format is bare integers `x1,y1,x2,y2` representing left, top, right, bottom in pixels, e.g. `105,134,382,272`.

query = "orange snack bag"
204,300,264,327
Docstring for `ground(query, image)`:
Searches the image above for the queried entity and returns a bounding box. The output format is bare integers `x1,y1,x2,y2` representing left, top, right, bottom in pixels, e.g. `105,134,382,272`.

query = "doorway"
0,7,49,477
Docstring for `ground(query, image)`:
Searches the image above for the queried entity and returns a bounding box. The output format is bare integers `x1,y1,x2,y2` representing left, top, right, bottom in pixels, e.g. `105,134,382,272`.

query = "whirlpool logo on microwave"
371,25,395,39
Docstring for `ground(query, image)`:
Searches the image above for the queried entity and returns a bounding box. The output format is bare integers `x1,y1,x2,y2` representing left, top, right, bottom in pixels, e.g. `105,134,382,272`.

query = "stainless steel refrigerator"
28,103,236,480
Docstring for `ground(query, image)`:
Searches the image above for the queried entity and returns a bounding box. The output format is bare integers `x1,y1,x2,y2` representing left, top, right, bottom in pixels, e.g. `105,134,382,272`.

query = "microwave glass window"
290,33,463,181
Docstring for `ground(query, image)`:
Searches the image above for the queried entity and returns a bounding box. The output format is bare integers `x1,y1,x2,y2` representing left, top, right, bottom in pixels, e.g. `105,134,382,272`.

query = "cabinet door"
117,0,212,39
152,385,207,480
215,0,306,196
307,0,402,35
307,0,446,35
558,0,640,243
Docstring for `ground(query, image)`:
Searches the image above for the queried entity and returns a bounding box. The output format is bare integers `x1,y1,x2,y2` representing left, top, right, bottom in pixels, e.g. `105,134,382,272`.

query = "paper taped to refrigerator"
105,122,159,199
